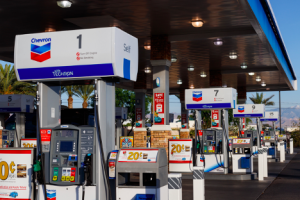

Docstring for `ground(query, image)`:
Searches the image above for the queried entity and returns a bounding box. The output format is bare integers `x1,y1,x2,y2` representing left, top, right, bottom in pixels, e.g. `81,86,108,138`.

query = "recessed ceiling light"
241,63,247,69
200,72,207,78
214,39,223,46
171,55,177,63
248,72,255,76
190,85,194,89
45,27,56,32
144,67,151,73
266,88,270,90
256,76,261,82
261,82,266,87
222,84,227,88
191,20,204,27
144,45,151,50
57,0,72,8
188,65,194,71
229,52,238,59
177,79,182,84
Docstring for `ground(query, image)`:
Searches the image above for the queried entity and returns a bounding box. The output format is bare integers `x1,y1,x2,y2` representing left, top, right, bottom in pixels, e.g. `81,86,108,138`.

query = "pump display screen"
207,135,214,140
61,130,74,137
2,136,7,140
247,134,251,137
60,141,73,152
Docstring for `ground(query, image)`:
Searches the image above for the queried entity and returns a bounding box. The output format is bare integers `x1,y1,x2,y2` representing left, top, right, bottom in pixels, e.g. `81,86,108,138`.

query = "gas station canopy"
0,0,296,93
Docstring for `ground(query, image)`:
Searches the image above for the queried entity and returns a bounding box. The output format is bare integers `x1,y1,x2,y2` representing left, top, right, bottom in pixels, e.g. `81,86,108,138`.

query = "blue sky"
1,0,299,111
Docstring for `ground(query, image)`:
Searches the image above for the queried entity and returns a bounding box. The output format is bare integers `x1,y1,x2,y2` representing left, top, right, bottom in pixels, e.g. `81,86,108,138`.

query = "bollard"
168,173,182,200
290,138,294,154
258,148,264,181
193,166,205,200
263,148,268,177
280,142,285,162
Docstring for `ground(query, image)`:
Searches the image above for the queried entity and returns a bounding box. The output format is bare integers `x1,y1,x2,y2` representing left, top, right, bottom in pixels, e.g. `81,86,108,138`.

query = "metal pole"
279,91,281,135
256,118,261,148
222,109,229,174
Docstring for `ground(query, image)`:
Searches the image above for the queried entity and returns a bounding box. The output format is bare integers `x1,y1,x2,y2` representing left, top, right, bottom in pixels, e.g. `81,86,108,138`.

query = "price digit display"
171,144,185,153
0,161,15,180
127,152,143,160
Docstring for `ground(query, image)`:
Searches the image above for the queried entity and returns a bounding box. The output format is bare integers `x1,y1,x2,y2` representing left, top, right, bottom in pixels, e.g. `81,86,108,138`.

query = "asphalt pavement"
182,148,299,200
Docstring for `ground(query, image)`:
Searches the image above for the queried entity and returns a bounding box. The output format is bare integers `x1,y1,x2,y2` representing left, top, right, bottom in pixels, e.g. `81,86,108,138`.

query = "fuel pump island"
3,27,138,200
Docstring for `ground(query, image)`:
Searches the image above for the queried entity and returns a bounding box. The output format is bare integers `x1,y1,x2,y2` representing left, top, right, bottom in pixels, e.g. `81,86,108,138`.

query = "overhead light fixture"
214,39,223,46
248,72,255,76
45,27,55,32
241,63,247,69
256,76,261,82
261,82,266,87
266,88,270,90
190,85,195,89
187,65,194,71
171,55,177,63
200,72,207,78
144,44,151,50
229,52,238,59
57,0,72,8
191,20,204,27
222,84,227,88
144,67,151,73
177,79,182,84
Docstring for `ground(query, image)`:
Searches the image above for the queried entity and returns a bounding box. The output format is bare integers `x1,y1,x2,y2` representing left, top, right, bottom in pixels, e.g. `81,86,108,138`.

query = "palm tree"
0,64,36,96
73,85,94,108
61,86,77,108
249,92,275,106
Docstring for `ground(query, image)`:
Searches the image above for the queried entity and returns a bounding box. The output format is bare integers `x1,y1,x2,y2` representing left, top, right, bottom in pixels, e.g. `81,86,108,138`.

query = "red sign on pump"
154,93,165,125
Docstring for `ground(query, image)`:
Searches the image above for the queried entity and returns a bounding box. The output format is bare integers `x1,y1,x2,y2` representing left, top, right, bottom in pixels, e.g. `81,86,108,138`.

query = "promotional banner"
154,93,164,125
15,27,138,82
135,108,142,128
185,88,237,110
21,139,37,148
242,118,245,129
118,149,158,163
233,104,265,118
169,139,193,163
119,136,134,148
260,111,279,121
0,149,33,199
211,110,220,128
233,138,251,144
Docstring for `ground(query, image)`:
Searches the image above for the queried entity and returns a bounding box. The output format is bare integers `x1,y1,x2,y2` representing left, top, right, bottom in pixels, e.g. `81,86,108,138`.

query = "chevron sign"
31,38,51,62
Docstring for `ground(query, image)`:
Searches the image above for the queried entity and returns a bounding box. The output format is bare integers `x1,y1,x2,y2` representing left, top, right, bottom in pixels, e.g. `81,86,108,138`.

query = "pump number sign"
118,149,158,163
185,88,236,110
0,149,33,199
169,139,193,163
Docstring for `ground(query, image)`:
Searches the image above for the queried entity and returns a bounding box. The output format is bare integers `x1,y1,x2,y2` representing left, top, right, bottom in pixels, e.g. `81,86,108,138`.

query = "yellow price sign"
0,161,16,180
171,144,185,154
22,143,35,148
265,136,271,140
279,135,283,137
127,152,143,160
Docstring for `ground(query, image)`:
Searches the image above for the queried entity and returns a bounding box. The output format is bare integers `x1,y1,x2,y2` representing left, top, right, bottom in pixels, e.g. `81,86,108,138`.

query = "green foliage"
190,129,195,138
201,110,211,129
115,88,152,129
249,92,275,106
177,115,181,120
0,64,36,96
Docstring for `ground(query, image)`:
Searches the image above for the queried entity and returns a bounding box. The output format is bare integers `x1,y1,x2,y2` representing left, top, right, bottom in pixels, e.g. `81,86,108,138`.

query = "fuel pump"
1,129,17,148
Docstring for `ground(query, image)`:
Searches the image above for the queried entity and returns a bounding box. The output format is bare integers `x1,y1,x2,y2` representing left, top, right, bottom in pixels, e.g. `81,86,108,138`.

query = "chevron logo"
31,41,51,62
